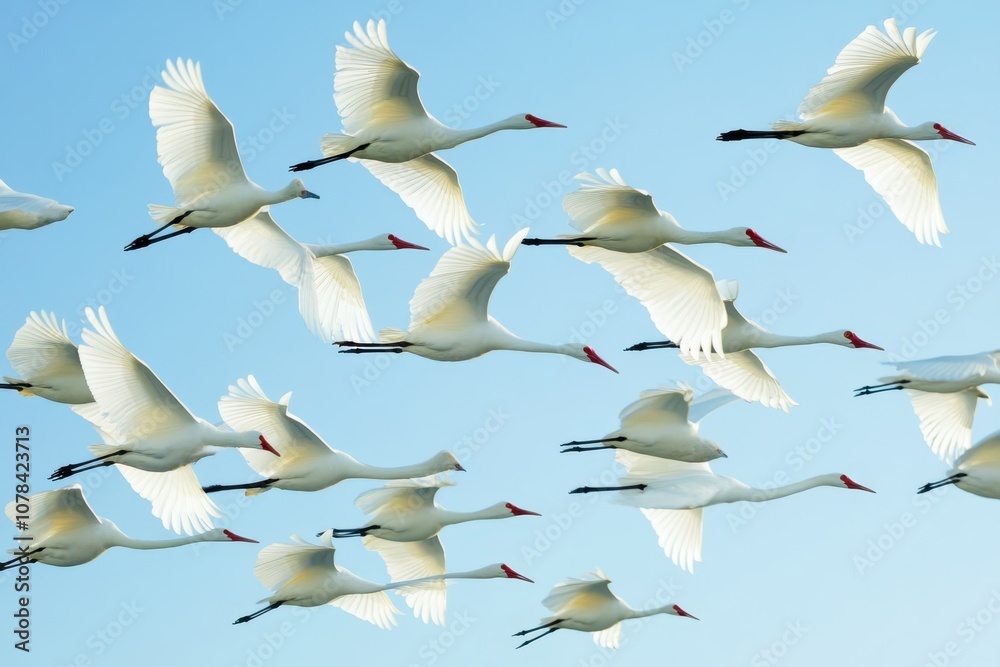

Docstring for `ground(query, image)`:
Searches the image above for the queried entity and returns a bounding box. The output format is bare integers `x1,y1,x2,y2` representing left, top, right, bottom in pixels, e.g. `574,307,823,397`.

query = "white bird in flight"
2,311,93,405
522,169,786,253
319,476,540,625
856,350,1000,464
205,376,464,495
52,307,278,536
335,228,618,372
513,568,698,649
233,533,532,626
918,428,1000,500
126,59,319,251
571,450,875,572
0,485,257,570
215,210,428,342
558,385,740,462
625,280,882,411
288,19,566,245
718,18,974,246
0,178,73,231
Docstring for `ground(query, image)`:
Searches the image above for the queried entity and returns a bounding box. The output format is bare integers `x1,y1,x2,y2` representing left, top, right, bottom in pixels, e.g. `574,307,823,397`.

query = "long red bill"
223,530,259,543
584,346,618,373
260,435,281,456
388,234,429,250
841,475,876,493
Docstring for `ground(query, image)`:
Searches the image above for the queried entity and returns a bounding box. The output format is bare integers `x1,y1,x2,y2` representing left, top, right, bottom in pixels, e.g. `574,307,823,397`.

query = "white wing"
569,245,726,357
330,588,401,630
563,168,662,233
592,623,623,649
114,464,221,535
408,229,527,330
214,211,308,285
618,387,692,430
5,485,101,541
834,139,946,246
542,571,619,616
218,376,336,477
360,155,480,245
335,19,428,133
886,351,1000,382
215,212,374,342
6,311,86,389
907,388,985,464
681,349,796,412
364,536,447,625
640,507,704,573
149,58,248,203
254,537,336,591
355,479,446,517
79,307,196,440
688,388,741,423
799,19,933,118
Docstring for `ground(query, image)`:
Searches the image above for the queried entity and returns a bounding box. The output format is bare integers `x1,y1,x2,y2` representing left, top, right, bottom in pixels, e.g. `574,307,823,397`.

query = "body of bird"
234,534,531,626
127,58,317,250
514,568,697,649
51,307,277,536
207,376,463,495
336,229,617,372
559,386,739,462
569,450,875,571
919,430,1000,500
717,19,974,246
2,311,93,404
0,178,73,231
288,19,564,244
0,486,256,570
856,351,1000,463
522,169,785,253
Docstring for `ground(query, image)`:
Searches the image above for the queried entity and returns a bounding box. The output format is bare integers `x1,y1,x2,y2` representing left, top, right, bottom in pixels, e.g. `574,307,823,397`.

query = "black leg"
0,548,41,571
917,473,966,494
202,479,277,494
516,627,560,649
49,460,115,481
321,525,379,538
513,618,563,637
520,237,595,247
560,445,618,453
560,437,626,447
0,382,31,391
335,341,412,348
124,211,194,251
288,143,371,172
569,483,647,494
233,602,284,625
339,348,404,354
624,341,678,352
49,449,127,481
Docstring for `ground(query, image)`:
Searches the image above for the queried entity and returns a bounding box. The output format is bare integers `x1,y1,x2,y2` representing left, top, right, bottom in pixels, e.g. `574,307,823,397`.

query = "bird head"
257,435,280,457
564,345,619,373
503,502,541,518
386,234,429,250
837,474,876,493
499,564,534,582
840,331,883,350
514,114,567,129
204,529,259,543
740,228,786,252
433,450,466,473
931,123,975,145
290,178,320,199
669,604,699,620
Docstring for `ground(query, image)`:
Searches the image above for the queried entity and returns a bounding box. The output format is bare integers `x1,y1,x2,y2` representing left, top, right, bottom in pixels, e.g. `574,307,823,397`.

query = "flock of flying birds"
2,16,996,650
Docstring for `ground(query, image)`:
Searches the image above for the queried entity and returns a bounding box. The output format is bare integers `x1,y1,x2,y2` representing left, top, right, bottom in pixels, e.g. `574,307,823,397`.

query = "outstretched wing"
335,19,428,133
6,311,87,395
5,485,101,542
563,168,663,234
115,464,221,536
640,507,704,573
799,19,934,118
681,349,796,413
149,58,248,203
360,155,480,246
906,388,985,464
408,229,527,329
834,139,946,246
569,245,726,357
886,351,1000,382
364,536,447,625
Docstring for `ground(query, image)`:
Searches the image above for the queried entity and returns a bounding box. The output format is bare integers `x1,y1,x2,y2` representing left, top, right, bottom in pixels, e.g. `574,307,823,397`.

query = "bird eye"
844,331,852,339
933,123,942,130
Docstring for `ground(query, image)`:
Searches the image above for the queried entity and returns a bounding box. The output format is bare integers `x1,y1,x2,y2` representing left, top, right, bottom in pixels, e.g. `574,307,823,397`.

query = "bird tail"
378,327,408,344
245,487,271,497
1,377,32,395
320,133,362,158
147,203,187,225
87,443,120,458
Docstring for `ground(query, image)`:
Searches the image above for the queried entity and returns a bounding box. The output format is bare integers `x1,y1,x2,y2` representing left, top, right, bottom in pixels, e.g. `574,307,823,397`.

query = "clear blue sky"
3,0,999,664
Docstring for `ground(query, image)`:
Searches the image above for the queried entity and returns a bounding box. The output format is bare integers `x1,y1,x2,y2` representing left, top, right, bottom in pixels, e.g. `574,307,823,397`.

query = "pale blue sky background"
3,0,999,664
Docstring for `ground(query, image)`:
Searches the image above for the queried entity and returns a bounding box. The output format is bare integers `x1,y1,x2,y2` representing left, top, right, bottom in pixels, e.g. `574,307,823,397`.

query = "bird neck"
491,333,564,356
630,603,675,620
203,426,263,451
262,182,301,206
437,505,506,526
748,330,841,350
443,117,521,148
745,475,839,501
380,567,492,591
114,532,208,551
668,227,741,246
306,238,386,257
347,455,448,481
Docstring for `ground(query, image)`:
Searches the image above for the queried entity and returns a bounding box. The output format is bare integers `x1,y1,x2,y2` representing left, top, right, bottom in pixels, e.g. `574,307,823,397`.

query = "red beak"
936,125,975,145
583,346,618,373
847,333,883,351
501,564,534,582
223,529,259,543
259,435,280,456
841,475,876,493
505,502,541,517
525,114,567,129
673,604,699,620
388,234,429,250
746,229,787,253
